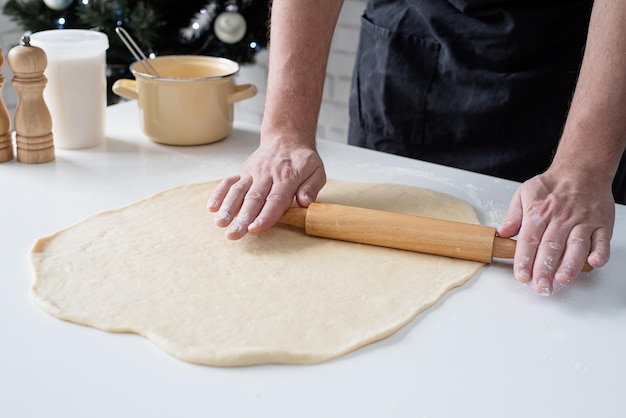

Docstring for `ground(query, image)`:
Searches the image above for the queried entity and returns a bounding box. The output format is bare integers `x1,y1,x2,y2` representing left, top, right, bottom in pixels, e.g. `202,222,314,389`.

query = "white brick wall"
1,0,366,142
237,0,366,143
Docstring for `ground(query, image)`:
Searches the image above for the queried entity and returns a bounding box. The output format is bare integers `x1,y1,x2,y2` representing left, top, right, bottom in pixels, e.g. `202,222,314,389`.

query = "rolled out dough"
30,180,484,366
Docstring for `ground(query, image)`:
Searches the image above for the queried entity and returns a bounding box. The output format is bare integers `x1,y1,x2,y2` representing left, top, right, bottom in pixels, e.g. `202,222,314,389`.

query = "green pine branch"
76,1,165,64
2,0,72,33
3,0,270,65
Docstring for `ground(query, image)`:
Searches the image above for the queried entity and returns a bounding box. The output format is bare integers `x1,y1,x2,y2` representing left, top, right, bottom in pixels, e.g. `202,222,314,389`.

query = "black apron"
348,0,626,203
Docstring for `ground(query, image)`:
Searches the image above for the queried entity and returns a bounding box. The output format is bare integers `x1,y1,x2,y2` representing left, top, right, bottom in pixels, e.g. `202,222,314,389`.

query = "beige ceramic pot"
112,55,256,146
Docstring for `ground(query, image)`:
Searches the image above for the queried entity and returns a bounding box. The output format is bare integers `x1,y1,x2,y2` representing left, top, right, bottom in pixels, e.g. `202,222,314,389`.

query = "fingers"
512,207,544,288
512,208,608,295
524,225,587,295
209,175,253,228
553,227,592,286
215,174,325,240
206,145,326,240
587,228,611,268
244,180,299,235
225,177,274,240
210,174,285,240
207,175,240,215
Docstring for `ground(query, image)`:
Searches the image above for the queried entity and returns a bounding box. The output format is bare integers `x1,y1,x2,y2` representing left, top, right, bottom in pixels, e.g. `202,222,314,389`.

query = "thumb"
497,188,523,238
296,169,326,207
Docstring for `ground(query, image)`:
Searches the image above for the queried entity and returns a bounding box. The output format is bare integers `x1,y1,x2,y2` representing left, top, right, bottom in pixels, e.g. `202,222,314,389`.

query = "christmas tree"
3,0,270,103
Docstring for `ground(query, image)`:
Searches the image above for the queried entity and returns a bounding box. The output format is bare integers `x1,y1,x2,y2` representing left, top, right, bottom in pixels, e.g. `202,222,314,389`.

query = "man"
208,0,626,295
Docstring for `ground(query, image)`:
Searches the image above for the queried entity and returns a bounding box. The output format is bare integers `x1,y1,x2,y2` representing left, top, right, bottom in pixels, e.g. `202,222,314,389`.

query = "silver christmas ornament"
214,5,247,44
43,0,74,11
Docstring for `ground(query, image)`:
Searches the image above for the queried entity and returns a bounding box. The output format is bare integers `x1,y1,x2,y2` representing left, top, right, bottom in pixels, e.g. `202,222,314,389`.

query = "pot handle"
228,84,257,104
112,79,139,101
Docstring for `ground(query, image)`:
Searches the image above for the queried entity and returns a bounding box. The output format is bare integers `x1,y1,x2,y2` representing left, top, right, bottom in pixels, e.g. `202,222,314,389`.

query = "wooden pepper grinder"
8,35,54,164
0,48,13,163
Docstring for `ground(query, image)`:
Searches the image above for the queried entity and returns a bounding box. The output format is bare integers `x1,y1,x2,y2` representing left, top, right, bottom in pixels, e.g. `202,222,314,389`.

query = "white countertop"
2,101,625,418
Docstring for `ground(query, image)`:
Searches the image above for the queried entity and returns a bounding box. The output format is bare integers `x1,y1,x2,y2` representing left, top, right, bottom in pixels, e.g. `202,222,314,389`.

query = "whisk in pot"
115,26,160,77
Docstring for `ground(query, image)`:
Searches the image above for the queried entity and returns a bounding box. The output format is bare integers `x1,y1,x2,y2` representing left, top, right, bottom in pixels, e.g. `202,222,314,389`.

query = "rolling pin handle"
279,207,307,229
492,236,517,259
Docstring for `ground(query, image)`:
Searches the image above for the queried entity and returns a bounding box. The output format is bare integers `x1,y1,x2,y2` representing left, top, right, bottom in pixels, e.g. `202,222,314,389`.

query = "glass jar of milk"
30,29,109,149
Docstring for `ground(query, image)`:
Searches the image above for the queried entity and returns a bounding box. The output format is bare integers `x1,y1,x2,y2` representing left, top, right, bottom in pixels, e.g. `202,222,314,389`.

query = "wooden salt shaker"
8,36,54,164
0,48,13,163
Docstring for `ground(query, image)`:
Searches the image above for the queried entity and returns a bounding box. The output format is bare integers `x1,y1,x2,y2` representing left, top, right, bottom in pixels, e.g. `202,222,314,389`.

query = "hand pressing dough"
30,180,484,366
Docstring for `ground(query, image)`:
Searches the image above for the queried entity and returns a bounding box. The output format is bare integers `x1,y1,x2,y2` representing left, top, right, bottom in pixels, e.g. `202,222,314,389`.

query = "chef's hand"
497,168,614,295
207,141,326,240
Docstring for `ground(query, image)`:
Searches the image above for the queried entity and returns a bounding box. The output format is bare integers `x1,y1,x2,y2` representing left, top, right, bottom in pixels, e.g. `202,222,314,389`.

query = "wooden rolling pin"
279,202,593,271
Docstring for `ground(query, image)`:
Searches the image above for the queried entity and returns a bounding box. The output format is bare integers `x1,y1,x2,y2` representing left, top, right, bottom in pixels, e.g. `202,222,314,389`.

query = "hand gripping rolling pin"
279,202,593,271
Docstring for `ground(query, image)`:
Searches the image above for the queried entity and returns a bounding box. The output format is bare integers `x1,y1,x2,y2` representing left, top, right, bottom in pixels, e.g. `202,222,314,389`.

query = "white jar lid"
30,29,109,58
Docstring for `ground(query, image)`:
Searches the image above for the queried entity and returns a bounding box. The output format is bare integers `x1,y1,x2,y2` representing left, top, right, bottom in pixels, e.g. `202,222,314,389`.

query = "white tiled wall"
0,0,366,142
236,0,365,144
